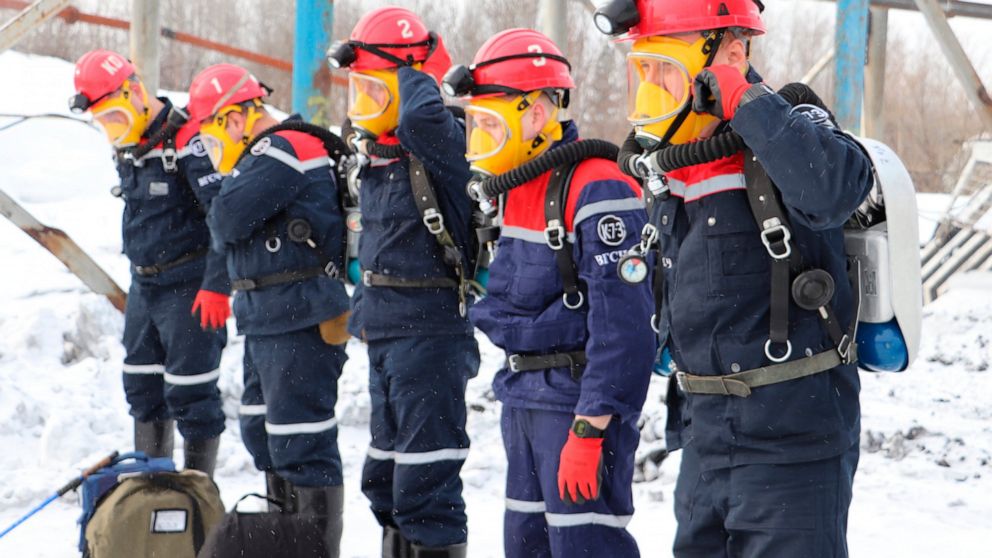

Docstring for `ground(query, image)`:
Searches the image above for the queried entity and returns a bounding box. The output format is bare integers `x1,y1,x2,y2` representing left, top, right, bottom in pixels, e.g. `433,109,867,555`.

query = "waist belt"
675,346,855,398
507,350,588,380
232,265,334,292
361,270,458,289
133,248,208,277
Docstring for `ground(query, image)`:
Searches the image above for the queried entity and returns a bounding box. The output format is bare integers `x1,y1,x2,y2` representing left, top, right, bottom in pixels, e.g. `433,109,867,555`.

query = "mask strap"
655,29,726,148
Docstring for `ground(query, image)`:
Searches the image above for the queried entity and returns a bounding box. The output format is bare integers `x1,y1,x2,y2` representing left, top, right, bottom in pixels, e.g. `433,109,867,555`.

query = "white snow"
1,49,990,557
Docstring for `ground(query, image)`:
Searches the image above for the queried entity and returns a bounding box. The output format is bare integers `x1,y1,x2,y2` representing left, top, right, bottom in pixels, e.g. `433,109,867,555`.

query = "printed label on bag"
151,509,188,533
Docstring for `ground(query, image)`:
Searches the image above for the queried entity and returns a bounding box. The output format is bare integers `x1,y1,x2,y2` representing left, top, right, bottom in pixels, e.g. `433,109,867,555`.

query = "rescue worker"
187,63,350,557
70,49,227,476
327,7,479,557
444,29,655,557
594,0,873,555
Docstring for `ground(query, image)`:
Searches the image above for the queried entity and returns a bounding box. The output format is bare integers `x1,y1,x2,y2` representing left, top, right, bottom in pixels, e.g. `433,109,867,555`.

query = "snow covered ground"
1,50,990,557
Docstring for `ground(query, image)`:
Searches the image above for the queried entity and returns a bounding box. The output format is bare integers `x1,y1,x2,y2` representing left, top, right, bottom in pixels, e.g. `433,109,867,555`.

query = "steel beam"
813,0,992,21
130,0,160,94
863,7,888,138
0,0,69,52
912,0,992,131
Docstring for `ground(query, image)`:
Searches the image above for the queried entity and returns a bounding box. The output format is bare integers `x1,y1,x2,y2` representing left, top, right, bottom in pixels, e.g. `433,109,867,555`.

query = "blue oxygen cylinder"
653,345,676,377
856,318,909,372
474,267,490,292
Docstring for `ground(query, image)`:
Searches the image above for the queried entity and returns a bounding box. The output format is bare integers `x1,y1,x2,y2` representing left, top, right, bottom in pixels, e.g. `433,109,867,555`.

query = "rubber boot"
295,485,344,558
265,471,296,513
134,419,175,459
382,526,412,558
183,435,219,477
409,543,467,558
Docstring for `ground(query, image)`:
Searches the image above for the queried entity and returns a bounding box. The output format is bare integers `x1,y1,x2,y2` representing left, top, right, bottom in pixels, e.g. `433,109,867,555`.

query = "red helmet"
348,6,433,71
443,28,573,98
72,49,135,103
594,0,765,40
187,63,267,122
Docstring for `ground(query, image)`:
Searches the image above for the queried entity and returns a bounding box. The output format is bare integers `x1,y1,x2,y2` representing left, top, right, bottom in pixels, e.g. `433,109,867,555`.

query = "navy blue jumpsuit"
347,67,480,548
657,70,873,557
470,123,656,558
119,98,227,444
206,123,351,487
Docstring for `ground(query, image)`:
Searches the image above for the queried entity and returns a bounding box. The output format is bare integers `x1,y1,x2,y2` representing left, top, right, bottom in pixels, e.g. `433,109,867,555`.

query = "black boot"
296,485,344,558
382,526,412,558
265,471,296,513
409,543,467,558
183,436,219,477
134,419,174,459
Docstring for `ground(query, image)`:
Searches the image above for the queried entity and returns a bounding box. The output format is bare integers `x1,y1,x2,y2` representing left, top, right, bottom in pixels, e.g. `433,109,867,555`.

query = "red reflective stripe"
274,130,327,162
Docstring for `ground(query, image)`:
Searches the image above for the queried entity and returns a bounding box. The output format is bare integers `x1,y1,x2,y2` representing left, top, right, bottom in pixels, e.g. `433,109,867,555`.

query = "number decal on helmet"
528,45,546,67
210,77,223,94
397,19,414,39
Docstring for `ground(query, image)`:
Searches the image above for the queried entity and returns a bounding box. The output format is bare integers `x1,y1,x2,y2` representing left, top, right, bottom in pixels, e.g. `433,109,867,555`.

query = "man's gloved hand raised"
191,290,230,330
692,64,771,121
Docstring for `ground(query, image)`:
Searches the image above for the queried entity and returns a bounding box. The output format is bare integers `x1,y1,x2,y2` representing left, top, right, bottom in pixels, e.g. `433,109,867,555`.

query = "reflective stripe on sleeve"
238,404,267,416
365,447,470,465
263,147,331,174
572,198,646,227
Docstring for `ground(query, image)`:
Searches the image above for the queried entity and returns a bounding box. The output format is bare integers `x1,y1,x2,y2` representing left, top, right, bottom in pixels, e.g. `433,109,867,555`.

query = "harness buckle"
265,237,282,253
544,220,566,250
508,354,523,373
759,219,792,260
422,209,445,235
675,371,688,392
837,334,854,364
639,223,659,253
161,148,178,174
362,270,373,287
562,290,584,310
324,262,340,279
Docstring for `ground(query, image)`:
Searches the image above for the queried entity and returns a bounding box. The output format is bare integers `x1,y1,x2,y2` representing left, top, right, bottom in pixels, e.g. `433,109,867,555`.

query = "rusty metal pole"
130,0,160,94
0,0,70,52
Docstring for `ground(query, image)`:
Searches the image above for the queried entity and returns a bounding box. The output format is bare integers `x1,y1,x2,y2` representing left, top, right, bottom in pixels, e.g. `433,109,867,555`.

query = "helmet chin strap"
650,28,726,151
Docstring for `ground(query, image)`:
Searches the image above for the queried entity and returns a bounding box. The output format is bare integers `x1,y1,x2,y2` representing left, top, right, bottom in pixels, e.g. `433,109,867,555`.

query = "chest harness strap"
675,152,860,397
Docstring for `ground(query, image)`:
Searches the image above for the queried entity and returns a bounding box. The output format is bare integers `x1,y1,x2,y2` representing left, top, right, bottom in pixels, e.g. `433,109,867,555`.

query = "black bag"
196,494,328,558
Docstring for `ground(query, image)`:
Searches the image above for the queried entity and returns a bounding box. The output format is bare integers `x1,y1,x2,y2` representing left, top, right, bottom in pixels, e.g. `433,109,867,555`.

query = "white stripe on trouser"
505,498,546,513
265,416,337,435
544,512,633,528
164,368,221,386
239,404,267,416
365,447,470,465
122,363,165,374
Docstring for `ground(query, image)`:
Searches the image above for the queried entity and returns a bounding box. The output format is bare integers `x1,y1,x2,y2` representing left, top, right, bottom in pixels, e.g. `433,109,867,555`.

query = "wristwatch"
571,419,606,439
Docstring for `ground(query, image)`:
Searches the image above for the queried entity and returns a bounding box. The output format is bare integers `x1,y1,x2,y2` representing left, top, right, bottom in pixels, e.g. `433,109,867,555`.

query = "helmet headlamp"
593,0,641,36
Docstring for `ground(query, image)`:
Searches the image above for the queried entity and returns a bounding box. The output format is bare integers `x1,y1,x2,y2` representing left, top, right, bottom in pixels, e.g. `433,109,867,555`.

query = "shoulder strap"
543,162,584,310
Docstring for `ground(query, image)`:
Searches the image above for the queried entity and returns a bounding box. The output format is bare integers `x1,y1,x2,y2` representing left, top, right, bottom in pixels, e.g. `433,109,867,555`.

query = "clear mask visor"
92,105,136,147
626,53,692,126
347,73,393,121
465,105,511,163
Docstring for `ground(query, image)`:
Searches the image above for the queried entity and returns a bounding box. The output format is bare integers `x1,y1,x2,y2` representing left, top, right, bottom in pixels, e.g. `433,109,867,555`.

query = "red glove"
191,290,230,330
557,432,604,505
691,64,759,121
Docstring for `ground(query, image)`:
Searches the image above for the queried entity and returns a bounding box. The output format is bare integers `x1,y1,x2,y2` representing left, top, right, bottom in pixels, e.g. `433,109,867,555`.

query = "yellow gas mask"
347,69,401,139
91,79,151,147
627,35,721,147
464,91,563,177
198,100,264,174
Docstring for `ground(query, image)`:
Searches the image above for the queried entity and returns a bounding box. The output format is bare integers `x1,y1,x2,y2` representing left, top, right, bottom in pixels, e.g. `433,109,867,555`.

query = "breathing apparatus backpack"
238,120,361,286
620,83,922,375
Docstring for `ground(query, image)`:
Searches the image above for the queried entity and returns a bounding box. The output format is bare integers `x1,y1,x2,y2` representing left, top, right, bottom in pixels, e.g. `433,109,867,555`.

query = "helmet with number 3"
443,28,574,176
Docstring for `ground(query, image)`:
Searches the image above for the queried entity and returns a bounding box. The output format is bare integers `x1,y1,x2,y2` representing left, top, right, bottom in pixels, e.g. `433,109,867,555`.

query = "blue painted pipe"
834,0,869,131
292,0,335,121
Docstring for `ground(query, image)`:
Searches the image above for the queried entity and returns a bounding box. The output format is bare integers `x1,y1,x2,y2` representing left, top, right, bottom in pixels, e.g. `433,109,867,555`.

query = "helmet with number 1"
70,49,150,147
593,0,765,147
329,7,447,139
443,28,574,177
187,63,268,174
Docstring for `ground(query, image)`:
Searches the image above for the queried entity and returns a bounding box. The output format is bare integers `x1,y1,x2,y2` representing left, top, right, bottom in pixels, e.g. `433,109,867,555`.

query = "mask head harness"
327,32,439,69
441,52,571,106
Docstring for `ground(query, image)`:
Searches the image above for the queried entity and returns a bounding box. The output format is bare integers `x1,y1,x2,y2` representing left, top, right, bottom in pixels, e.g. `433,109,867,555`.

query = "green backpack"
84,469,224,558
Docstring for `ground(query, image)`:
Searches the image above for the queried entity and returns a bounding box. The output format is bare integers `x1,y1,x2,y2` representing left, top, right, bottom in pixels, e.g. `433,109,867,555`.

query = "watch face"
572,420,603,438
